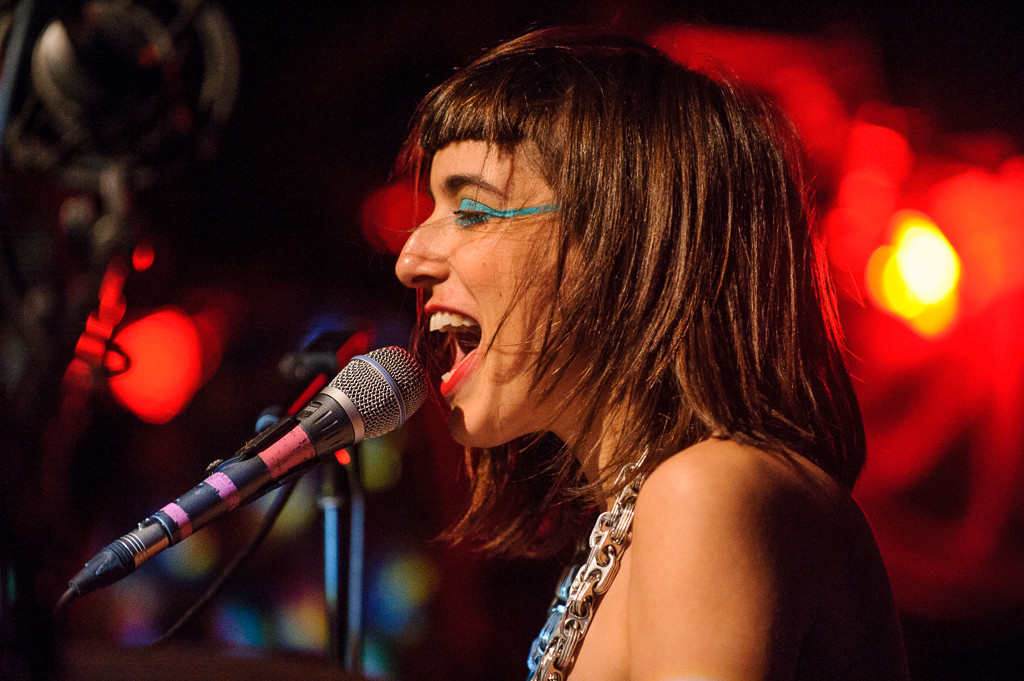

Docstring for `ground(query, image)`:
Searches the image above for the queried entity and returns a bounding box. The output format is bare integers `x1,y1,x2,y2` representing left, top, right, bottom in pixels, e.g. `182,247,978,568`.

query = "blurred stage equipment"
3,0,239,186
0,0,239,414
0,1,238,678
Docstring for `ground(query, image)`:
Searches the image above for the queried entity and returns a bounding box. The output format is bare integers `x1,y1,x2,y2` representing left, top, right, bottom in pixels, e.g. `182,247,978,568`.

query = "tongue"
441,346,478,388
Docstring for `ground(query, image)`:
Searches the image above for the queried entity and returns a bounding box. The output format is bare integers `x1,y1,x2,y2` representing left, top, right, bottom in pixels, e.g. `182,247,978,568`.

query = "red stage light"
360,183,434,254
927,159,1024,313
846,122,912,183
866,211,960,336
132,242,155,272
108,308,204,424
895,217,960,305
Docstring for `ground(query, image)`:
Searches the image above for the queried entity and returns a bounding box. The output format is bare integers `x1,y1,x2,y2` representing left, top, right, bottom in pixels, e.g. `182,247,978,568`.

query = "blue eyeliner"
455,198,560,226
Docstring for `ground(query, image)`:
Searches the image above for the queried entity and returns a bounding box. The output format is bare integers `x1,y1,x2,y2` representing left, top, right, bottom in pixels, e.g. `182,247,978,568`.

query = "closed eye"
454,200,493,227
453,198,561,227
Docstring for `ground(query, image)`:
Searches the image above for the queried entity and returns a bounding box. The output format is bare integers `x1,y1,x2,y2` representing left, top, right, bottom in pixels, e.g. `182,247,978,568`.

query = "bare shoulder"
626,439,908,680
631,437,873,610
635,438,847,538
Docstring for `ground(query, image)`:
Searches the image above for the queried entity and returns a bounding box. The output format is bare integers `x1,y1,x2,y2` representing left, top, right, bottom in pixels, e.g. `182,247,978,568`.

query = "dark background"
1,1,1023,680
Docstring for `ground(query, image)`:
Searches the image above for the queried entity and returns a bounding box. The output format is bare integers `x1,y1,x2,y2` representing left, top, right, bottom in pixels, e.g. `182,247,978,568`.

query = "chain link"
526,453,647,681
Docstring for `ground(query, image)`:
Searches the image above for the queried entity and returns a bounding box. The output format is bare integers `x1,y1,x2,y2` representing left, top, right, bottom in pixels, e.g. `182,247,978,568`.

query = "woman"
394,27,908,680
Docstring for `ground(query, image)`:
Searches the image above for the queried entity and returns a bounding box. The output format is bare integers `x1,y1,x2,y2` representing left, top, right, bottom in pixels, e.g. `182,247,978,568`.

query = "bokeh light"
108,308,204,423
360,183,433,254
866,211,961,336
131,241,155,272
361,430,405,493
362,635,397,678
894,213,961,305
213,599,265,647
153,526,219,583
273,586,327,651
368,551,439,637
263,472,320,541
847,121,913,182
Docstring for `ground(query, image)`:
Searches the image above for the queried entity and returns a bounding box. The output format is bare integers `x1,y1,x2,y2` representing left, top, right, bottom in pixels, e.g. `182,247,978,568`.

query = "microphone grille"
331,346,428,440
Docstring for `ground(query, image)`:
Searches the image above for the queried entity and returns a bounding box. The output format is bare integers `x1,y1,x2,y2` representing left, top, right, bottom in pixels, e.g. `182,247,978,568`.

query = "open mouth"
429,311,482,383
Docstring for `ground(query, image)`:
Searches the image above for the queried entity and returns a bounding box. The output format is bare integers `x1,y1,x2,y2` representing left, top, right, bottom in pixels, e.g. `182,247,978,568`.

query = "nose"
395,223,448,289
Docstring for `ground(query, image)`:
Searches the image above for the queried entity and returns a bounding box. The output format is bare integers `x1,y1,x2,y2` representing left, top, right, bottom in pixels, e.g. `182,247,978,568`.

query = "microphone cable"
52,474,299,643
150,475,299,645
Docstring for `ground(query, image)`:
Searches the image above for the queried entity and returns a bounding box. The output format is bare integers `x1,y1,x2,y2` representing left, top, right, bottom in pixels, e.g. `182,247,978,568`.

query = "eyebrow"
432,173,509,202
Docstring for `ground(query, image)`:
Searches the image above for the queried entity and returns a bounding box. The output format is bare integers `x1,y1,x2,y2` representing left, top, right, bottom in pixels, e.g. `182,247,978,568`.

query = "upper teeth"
429,311,479,333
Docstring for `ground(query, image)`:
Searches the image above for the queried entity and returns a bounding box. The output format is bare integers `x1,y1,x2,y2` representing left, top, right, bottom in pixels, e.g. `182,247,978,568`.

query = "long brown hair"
398,27,865,557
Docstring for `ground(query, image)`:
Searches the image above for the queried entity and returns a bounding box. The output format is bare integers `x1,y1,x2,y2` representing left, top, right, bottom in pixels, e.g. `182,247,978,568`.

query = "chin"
447,409,515,449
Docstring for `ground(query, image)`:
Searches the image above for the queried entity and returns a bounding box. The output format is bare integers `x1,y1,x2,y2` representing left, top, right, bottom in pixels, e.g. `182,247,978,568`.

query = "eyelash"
453,212,490,227
453,199,495,227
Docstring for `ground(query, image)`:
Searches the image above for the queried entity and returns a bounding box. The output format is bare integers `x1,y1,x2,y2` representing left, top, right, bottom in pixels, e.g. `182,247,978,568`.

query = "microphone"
65,346,427,600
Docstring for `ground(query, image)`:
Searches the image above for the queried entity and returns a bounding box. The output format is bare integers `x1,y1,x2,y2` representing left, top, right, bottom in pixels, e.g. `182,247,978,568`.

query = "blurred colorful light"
108,308,203,423
361,430,404,492
846,122,913,182
154,525,219,582
359,183,433,254
213,599,265,646
361,635,396,678
894,217,960,305
273,587,327,651
369,552,438,636
866,211,961,336
261,472,320,541
132,241,155,272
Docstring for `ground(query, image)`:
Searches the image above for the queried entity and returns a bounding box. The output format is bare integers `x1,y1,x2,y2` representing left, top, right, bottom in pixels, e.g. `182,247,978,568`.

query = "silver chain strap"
526,453,648,681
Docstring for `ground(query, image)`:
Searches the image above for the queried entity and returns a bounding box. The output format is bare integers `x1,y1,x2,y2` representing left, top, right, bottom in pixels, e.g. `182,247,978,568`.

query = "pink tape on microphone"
160,502,193,539
258,425,317,479
206,471,241,510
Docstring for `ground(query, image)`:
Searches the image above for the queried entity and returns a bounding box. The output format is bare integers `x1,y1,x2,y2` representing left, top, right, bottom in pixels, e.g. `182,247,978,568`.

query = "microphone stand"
321,446,365,676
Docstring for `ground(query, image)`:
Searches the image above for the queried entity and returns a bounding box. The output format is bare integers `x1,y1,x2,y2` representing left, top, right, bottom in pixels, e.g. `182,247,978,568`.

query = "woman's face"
395,140,566,448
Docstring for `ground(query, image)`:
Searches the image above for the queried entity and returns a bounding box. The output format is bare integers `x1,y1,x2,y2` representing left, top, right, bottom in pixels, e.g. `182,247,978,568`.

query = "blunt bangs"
409,56,564,171
418,78,539,154
403,29,659,179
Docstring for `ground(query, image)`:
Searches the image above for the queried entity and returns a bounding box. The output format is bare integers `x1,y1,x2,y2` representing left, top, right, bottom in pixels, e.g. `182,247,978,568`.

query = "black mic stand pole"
320,444,365,675
345,445,366,675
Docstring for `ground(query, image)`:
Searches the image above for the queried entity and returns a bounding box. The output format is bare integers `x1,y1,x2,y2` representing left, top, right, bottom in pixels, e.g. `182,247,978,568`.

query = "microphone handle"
68,389,358,597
